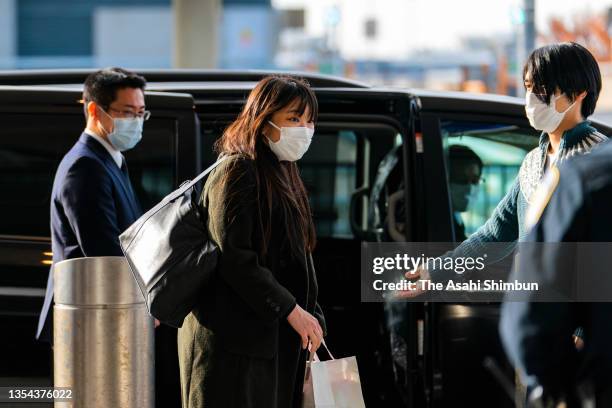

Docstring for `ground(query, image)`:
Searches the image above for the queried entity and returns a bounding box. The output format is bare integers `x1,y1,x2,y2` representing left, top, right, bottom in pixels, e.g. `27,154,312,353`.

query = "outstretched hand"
392,265,431,299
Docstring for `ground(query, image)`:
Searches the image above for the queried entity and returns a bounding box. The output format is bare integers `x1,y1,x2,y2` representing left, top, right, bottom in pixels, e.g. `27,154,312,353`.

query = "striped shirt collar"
520,121,608,203
538,120,596,152
537,120,607,166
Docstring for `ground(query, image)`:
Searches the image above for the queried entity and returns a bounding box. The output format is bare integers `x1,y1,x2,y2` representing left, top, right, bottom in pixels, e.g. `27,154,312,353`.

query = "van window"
0,114,82,237
300,130,358,238
124,118,176,211
441,120,539,240
0,114,176,238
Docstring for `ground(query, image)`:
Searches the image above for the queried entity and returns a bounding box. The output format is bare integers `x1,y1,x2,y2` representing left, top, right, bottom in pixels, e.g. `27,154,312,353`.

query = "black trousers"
155,325,182,408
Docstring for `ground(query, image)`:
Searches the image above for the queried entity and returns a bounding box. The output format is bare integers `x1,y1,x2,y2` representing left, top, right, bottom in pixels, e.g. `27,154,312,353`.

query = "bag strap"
304,346,319,384
306,339,334,365
304,340,333,383
307,348,320,364
320,339,335,360
180,154,228,191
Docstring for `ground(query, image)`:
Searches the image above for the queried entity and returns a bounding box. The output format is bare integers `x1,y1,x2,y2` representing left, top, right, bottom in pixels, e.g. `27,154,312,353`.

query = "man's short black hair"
449,144,483,171
83,67,146,114
523,42,601,118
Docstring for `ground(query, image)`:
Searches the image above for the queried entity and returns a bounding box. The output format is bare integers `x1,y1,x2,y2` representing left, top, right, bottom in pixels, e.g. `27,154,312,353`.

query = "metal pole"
516,0,536,98
173,0,221,68
525,0,536,56
53,257,154,408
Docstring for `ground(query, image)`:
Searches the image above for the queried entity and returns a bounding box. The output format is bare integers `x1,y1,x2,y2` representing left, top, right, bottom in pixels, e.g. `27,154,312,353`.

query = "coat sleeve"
430,178,521,282
214,158,297,323
59,157,124,257
460,177,521,244
308,252,327,336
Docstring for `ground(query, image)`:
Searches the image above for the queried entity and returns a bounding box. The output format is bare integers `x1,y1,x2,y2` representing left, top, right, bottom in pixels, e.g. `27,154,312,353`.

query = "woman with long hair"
177,75,326,408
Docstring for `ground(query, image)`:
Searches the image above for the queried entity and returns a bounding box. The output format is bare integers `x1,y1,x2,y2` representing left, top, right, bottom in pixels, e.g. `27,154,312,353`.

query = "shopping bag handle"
307,350,319,364
307,339,335,363
304,339,335,383
304,346,319,384
320,339,335,360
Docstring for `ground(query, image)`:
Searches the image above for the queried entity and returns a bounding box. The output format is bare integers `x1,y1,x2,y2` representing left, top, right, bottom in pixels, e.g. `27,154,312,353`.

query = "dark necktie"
120,158,142,215
120,157,129,178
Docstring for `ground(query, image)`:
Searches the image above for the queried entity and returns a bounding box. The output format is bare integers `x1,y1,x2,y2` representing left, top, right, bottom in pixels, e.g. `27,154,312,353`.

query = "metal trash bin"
53,256,154,408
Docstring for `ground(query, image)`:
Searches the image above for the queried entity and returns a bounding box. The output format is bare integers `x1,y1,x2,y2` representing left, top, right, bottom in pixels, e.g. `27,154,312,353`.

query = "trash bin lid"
53,257,145,306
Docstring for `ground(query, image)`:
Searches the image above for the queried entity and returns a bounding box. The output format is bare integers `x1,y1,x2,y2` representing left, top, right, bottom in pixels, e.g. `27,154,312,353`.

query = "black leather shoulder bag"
119,154,227,328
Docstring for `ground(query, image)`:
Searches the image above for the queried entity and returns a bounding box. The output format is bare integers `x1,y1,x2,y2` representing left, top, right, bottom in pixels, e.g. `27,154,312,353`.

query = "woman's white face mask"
525,91,576,133
266,120,314,162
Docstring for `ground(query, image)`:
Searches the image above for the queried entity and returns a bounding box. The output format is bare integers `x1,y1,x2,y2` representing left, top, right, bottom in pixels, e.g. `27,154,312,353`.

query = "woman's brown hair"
213,75,318,261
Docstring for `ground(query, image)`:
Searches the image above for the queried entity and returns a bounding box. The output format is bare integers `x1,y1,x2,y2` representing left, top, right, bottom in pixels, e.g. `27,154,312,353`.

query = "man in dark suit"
36,67,148,342
500,140,612,406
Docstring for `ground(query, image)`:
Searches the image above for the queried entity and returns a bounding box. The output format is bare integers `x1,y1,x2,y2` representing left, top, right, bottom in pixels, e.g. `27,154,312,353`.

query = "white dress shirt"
84,128,124,168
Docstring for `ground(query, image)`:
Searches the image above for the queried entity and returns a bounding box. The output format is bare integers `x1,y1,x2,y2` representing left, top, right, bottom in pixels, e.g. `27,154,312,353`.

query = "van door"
0,86,196,389
419,109,541,408
309,90,423,408
193,87,421,407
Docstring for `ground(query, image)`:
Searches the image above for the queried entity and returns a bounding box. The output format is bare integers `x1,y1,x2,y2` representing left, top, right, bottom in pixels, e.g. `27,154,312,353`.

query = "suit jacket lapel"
78,133,141,220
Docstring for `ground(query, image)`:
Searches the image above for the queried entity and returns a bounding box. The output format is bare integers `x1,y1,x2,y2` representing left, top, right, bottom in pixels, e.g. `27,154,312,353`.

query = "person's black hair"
523,42,601,118
449,144,483,171
83,67,146,116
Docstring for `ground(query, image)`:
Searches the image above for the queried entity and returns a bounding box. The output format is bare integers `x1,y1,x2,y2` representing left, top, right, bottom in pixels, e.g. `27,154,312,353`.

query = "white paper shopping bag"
308,340,366,408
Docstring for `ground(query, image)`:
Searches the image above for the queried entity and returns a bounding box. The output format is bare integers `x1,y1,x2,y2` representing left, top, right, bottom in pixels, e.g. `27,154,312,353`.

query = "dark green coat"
178,143,326,408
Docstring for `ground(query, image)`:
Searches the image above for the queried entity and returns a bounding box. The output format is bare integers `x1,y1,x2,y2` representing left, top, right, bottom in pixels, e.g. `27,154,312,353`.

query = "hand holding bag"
119,154,227,328
303,340,366,408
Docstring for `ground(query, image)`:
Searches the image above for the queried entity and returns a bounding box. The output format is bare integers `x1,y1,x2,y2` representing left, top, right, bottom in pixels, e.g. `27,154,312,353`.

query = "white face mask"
525,90,576,133
99,107,144,152
107,117,143,152
266,120,314,162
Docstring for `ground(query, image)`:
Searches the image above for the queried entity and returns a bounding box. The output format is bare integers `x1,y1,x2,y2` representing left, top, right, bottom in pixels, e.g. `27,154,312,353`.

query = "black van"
0,70,610,407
